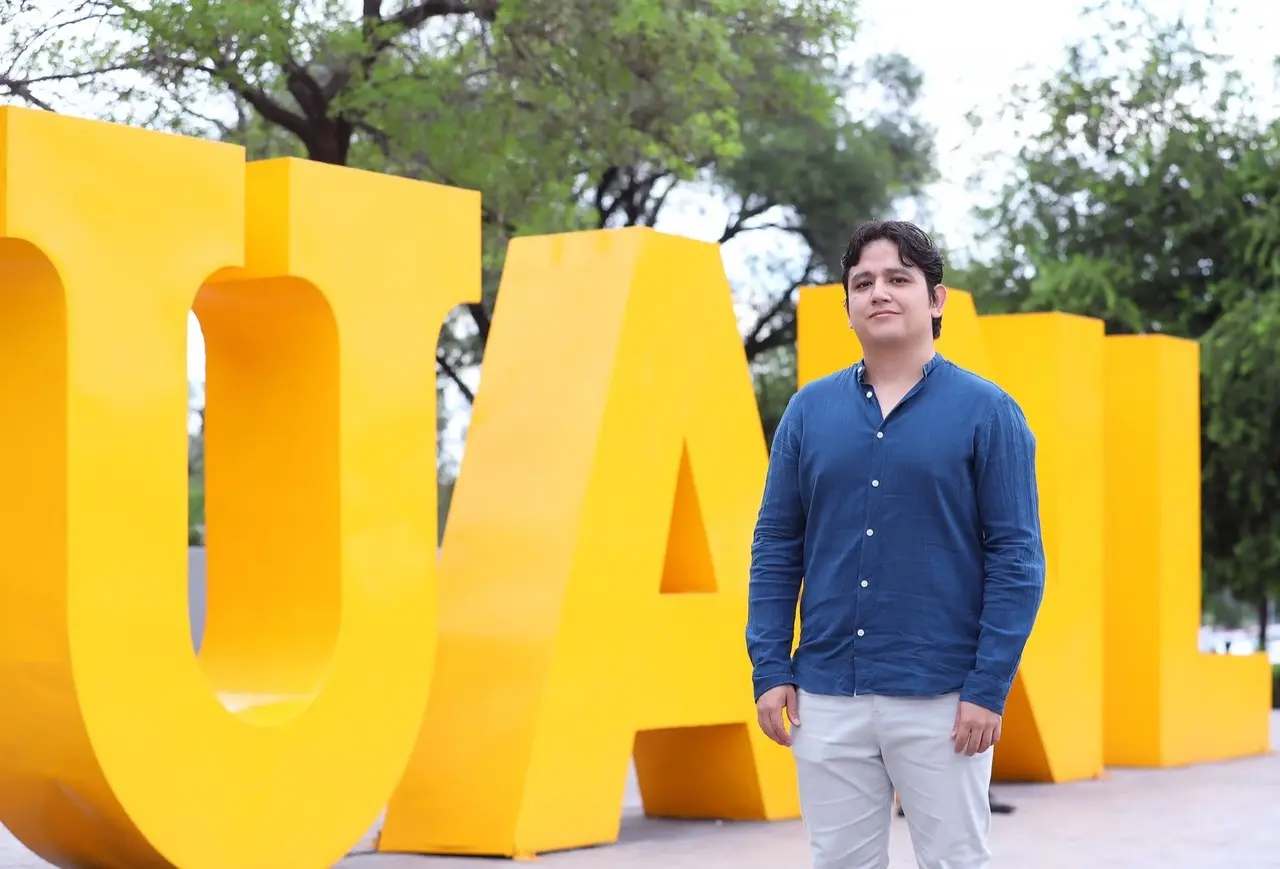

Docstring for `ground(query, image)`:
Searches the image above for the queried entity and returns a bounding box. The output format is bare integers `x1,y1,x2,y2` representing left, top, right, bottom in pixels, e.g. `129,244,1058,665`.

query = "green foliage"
3,0,932,386
940,257,1022,315
722,52,935,283
971,0,1279,333
4,0,855,242
4,1,936,538
1201,290,1280,606
188,471,205,546
1202,589,1249,630
969,0,1280,611
751,345,796,449
1273,663,1280,710
725,52,936,429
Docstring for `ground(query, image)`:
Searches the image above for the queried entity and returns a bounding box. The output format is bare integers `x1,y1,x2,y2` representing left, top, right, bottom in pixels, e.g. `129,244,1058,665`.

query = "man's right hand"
756,684,800,747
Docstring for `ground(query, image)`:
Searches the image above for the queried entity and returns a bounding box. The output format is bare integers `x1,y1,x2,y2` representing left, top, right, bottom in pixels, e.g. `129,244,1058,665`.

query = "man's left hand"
952,701,1001,756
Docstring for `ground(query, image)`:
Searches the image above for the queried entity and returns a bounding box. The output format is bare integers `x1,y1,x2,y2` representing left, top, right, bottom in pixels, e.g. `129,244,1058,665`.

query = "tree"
966,0,1280,630
1,0,851,380
2,0,933,386
969,1,1278,333
5,0,936,533
718,52,935,440
720,52,935,353
1201,213,1280,651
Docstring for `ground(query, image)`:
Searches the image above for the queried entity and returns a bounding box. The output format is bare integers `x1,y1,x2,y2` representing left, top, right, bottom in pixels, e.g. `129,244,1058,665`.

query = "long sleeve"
746,395,806,701
962,393,1046,715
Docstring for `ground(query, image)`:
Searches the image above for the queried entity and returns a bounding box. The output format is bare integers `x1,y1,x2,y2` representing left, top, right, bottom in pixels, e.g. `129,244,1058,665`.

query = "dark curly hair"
839,220,945,339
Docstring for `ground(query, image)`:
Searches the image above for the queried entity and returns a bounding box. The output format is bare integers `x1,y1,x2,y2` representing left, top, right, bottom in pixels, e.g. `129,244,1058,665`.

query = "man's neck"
861,341,935,387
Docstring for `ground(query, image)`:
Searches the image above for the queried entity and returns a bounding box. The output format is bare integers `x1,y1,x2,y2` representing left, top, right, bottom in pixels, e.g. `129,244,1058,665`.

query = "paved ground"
1,714,1275,867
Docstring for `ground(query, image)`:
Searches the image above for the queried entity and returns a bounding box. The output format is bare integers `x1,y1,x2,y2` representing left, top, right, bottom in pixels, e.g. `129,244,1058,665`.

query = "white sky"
150,0,1280,447
853,0,1280,252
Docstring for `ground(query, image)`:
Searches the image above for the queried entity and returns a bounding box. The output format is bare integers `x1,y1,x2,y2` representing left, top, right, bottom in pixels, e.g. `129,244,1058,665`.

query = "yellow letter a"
381,227,798,858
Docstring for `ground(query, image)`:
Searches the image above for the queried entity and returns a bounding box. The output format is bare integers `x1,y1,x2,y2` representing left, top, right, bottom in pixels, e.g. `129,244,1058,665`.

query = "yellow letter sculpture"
1102,336,1271,766
0,107,479,869
797,287,1106,783
380,228,798,858
979,312,1105,783
0,107,1269,867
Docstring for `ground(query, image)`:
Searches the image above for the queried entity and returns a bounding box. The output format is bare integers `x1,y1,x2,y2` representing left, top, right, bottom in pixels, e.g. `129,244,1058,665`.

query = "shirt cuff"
752,668,796,703
960,672,1011,715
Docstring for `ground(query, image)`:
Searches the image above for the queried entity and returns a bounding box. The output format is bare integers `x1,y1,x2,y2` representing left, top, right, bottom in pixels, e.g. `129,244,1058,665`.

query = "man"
746,220,1045,868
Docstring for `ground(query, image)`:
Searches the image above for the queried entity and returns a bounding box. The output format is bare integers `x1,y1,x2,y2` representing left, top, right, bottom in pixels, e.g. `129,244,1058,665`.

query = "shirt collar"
854,352,943,385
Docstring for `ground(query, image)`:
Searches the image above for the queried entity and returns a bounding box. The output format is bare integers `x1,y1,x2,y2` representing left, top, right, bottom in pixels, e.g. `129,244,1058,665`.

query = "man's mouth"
869,311,898,319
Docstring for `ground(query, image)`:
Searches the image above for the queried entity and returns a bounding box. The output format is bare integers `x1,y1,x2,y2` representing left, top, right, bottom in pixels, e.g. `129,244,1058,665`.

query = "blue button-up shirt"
746,354,1045,715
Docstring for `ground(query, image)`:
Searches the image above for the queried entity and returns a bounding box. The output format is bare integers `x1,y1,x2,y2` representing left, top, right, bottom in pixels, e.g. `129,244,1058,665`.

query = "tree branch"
388,0,497,28
720,200,779,244
742,264,818,361
205,59,312,140
594,166,621,227
0,62,138,113
466,302,492,345
643,176,677,225
437,349,475,403
592,165,674,228
378,0,497,51
284,61,328,120
743,319,797,360
743,293,798,360
0,77,56,112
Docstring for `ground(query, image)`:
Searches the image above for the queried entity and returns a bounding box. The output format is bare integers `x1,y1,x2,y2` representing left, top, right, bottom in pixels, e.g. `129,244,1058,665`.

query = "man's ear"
932,284,948,317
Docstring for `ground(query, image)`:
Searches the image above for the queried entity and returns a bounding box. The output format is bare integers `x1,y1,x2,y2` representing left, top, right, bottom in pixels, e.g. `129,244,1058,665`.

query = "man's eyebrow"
850,266,911,280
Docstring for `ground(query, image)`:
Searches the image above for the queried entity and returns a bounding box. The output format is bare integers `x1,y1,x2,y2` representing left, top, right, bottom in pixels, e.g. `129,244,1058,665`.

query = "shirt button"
857,629,865,637
871,479,880,487
866,529,874,537
876,431,884,439
865,390,873,398
861,580,869,588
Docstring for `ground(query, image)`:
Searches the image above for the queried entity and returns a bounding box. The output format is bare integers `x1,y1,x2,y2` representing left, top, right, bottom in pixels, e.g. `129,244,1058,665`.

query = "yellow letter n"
381,228,798,857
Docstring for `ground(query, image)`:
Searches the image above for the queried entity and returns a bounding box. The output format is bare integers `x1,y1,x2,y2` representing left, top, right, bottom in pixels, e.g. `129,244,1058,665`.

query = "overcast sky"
852,0,1280,248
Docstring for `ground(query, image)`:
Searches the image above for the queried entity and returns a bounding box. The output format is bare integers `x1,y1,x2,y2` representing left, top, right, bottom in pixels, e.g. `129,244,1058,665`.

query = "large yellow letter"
980,313,1105,784
380,228,797,858
796,287,1106,783
0,108,478,868
1102,336,1271,766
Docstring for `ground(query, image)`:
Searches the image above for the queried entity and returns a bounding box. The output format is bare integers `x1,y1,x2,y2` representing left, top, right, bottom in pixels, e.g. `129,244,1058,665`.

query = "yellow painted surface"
0,108,1270,867
981,314,1106,784
381,228,798,858
796,287,1106,783
796,287,994,385
795,284,856,387
1102,336,1271,767
0,107,478,868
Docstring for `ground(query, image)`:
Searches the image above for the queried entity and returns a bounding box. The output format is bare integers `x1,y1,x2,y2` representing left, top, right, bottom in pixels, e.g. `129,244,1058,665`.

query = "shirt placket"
851,377,887,694
850,367,931,695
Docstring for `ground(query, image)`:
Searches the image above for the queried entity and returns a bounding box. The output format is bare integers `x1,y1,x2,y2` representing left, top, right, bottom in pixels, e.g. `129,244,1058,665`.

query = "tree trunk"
1256,594,1269,654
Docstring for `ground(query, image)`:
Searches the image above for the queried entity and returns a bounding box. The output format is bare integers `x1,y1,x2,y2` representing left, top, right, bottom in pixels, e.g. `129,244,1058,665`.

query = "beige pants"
792,690,993,868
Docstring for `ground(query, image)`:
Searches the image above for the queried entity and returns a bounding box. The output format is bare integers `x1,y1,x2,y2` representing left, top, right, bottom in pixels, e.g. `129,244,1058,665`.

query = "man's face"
845,239,946,347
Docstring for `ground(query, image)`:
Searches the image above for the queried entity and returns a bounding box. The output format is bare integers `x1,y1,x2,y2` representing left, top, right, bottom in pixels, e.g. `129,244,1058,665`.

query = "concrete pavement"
0,714,1274,867
344,716,1280,867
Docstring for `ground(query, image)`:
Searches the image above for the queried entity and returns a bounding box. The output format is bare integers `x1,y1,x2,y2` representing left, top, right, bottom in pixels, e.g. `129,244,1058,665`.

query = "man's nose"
869,280,892,301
